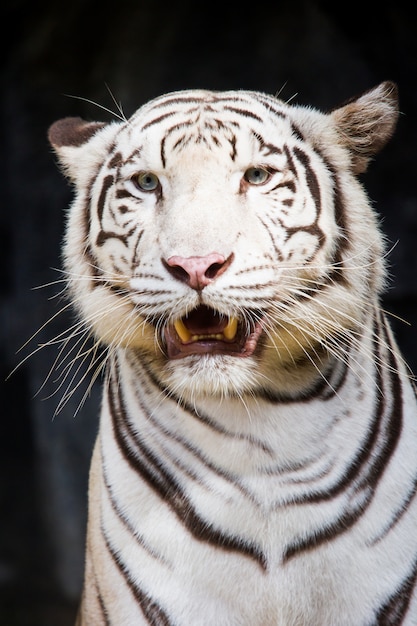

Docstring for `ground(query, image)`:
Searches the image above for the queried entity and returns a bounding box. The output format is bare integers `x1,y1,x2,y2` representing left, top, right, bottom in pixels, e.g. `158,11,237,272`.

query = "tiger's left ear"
48,116,116,182
331,81,399,174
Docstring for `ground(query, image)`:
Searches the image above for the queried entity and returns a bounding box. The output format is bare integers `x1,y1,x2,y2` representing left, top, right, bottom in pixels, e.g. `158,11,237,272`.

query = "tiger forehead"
131,89,288,128
123,91,293,166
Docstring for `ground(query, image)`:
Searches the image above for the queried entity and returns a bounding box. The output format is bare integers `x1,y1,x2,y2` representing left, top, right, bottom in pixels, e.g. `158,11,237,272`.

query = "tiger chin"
48,81,417,625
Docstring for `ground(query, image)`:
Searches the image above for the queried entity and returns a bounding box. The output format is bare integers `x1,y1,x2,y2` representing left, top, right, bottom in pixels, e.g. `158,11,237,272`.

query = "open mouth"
164,305,264,360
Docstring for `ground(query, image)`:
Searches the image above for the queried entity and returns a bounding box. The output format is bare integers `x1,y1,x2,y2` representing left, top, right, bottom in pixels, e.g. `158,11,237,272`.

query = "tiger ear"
48,117,110,181
331,81,399,174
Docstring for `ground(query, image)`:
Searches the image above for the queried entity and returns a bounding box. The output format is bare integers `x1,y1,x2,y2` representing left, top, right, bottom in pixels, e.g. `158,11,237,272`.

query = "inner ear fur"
331,81,399,174
48,117,106,149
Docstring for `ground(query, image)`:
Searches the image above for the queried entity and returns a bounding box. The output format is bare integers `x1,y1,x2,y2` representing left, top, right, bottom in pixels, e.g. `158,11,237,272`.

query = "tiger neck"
110,327,365,415
102,328,378,478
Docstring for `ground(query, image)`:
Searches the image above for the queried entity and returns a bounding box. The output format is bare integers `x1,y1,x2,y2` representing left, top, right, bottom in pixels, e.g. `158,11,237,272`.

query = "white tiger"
48,81,417,625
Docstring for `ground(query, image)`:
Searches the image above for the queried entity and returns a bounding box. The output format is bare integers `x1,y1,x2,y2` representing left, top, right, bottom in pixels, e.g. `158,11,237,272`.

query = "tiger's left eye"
134,171,160,191
244,167,270,185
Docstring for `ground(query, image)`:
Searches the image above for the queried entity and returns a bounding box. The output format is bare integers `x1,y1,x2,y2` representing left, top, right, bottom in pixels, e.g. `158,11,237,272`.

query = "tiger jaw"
164,305,264,359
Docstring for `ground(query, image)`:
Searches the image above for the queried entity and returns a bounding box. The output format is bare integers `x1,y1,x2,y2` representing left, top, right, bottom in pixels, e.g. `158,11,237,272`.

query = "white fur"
49,83,417,625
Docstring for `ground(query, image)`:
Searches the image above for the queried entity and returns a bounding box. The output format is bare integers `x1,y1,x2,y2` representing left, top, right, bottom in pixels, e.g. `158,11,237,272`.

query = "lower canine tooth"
174,319,192,342
223,317,238,340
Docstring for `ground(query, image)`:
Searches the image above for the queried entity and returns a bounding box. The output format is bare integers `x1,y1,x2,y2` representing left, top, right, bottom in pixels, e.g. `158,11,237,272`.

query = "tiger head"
48,82,398,400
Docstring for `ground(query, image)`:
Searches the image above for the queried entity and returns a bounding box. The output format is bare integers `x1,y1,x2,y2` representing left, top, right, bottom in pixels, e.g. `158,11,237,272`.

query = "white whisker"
63,93,127,123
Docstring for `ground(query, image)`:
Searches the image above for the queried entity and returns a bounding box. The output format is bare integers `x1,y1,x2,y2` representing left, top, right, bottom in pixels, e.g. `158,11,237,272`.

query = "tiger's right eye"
134,171,160,192
243,167,270,185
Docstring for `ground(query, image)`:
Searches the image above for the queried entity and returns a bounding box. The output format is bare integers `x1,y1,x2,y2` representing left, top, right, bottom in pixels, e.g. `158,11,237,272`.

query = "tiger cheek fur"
48,82,417,625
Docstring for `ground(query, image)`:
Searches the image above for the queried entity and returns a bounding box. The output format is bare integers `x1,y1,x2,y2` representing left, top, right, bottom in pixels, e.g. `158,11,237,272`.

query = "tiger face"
49,83,397,400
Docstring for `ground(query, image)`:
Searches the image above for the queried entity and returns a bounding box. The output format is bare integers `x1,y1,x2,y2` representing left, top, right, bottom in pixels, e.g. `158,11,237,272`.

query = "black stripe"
131,228,145,269
252,132,283,156
124,146,143,164
289,121,305,143
107,151,123,169
124,356,261,504
293,146,322,215
83,146,123,276
108,365,267,570
271,179,296,193
115,188,134,199
104,530,172,625
97,174,114,223
256,215,284,263
223,105,264,123
286,146,325,251
228,134,237,161
256,330,352,405
317,347,350,400
135,352,274,454
369,472,417,545
129,353,346,483
96,224,136,248
85,537,111,625
160,134,167,168
147,96,206,109
327,164,350,285
282,314,404,561
141,111,177,131
82,168,105,282
374,557,417,625
308,319,396,504
366,315,415,543
171,133,192,152
93,169,143,248
95,575,111,626
249,93,287,120
292,144,349,287
274,146,349,298
103,459,172,567
282,497,368,563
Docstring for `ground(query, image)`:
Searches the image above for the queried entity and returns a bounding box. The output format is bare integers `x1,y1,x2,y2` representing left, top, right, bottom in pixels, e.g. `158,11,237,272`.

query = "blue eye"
135,171,160,191
244,167,270,185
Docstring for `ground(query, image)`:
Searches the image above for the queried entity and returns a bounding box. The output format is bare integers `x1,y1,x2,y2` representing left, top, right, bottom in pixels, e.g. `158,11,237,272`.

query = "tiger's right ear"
48,117,112,182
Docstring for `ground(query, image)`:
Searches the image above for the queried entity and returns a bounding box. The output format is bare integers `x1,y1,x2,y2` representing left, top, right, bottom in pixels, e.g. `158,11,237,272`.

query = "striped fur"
48,82,417,625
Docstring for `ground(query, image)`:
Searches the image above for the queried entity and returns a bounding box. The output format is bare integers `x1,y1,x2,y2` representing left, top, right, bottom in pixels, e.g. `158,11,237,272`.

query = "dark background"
1,2,416,624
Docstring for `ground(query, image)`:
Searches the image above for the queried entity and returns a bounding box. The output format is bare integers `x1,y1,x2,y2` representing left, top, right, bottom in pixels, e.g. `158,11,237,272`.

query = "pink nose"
163,253,233,290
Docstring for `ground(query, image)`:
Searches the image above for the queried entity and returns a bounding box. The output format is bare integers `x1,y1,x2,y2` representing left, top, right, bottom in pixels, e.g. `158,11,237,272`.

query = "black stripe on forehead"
159,117,240,167
138,92,281,129
128,95,206,122
133,89,292,137
149,94,210,109
141,107,204,131
127,91,294,169
222,105,264,123
248,92,288,119
253,131,283,156
141,105,253,136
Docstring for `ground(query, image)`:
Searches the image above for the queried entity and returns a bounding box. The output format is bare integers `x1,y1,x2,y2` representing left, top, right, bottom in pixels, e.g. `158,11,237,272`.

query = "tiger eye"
243,167,270,185
135,171,160,191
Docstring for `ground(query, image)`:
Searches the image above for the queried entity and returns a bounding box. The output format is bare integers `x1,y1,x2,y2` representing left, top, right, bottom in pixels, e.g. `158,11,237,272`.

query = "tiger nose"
163,253,234,290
